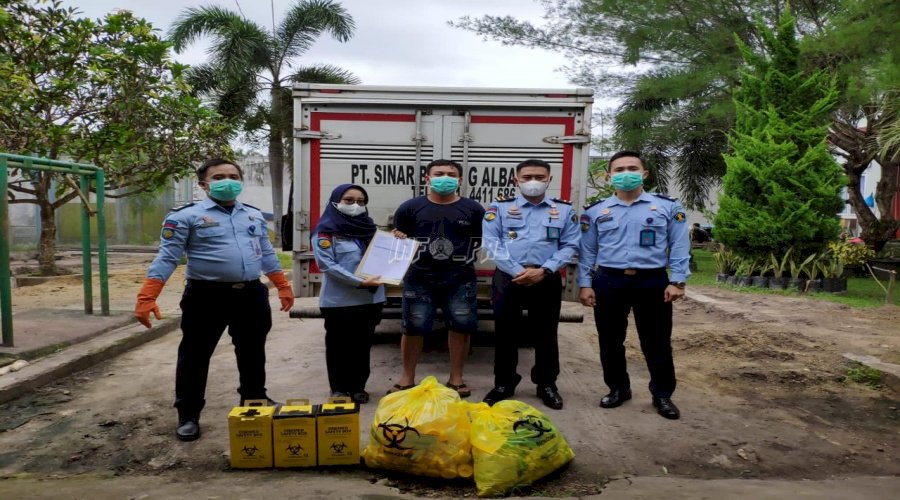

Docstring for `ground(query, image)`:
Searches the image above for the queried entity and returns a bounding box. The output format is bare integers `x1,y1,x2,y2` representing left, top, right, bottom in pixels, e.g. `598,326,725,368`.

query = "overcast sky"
72,0,576,89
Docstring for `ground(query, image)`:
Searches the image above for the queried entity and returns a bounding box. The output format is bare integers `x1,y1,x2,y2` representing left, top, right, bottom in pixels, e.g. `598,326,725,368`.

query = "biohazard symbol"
242,445,261,457
376,417,420,450
512,414,552,439
330,441,349,454
286,443,304,455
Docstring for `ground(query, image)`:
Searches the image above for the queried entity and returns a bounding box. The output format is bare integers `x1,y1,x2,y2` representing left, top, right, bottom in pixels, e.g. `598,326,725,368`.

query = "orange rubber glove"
266,271,294,312
134,278,165,328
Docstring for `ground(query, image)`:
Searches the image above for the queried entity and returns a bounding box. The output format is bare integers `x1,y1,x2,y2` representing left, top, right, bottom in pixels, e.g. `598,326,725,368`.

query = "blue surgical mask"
430,176,459,195
610,172,644,191
208,179,243,201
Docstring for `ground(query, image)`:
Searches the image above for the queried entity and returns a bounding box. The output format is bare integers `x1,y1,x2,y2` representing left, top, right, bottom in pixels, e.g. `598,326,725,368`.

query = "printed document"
355,230,419,285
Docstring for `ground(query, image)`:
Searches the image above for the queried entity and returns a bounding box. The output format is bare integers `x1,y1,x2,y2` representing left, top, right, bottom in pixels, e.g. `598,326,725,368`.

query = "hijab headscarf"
312,183,377,245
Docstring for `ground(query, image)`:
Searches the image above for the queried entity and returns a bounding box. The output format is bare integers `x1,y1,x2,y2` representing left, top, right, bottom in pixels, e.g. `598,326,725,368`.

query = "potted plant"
828,238,875,278
751,257,770,287
804,254,823,292
713,247,735,283
819,256,847,293
788,252,816,291
734,258,753,287
769,249,790,289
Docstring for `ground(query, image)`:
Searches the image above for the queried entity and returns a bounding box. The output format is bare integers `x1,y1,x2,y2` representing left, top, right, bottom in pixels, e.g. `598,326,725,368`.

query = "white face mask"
518,180,549,197
334,202,366,217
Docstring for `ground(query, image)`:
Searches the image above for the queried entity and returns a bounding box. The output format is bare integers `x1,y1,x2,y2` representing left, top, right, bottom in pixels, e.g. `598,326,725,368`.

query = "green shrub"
714,10,844,258
843,362,883,389
828,239,876,268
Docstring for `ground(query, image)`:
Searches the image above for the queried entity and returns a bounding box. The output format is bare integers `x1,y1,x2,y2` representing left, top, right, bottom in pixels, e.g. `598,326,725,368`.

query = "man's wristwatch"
541,267,553,275
669,281,686,289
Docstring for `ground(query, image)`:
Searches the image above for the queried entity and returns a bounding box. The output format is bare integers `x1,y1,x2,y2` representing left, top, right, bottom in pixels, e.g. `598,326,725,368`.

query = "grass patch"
277,251,293,270
842,361,884,389
690,249,899,308
690,249,718,285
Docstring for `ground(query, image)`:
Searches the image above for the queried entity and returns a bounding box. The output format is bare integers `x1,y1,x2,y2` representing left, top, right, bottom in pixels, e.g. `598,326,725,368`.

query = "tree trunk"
845,163,879,237
828,117,898,251
268,84,284,248
36,176,58,276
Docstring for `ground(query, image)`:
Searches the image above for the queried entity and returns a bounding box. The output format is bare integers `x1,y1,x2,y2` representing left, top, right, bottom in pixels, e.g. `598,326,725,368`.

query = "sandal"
386,383,414,395
446,382,472,398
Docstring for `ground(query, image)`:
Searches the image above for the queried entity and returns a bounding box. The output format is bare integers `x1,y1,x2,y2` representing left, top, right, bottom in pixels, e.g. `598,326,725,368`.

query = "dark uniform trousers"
491,270,562,389
591,268,676,398
175,279,272,418
321,303,384,394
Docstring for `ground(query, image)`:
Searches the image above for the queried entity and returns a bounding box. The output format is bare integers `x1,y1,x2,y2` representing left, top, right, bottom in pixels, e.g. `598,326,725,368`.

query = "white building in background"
232,154,290,221
177,154,290,223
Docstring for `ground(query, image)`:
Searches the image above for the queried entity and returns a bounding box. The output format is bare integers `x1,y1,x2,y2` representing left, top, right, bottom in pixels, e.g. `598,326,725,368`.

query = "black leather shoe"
537,386,563,410
482,385,515,406
240,397,281,407
176,418,200,441
351,391,370,404
599,389,632,408
652,397,681,420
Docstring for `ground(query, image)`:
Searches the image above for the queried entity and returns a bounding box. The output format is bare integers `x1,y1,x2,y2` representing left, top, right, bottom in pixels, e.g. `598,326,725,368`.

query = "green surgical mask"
430,176,459,195
208,179,243,201
610,172,644,191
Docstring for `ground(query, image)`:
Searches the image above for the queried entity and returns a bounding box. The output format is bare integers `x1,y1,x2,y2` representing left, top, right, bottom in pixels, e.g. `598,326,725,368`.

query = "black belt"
187,279,261,289
523,264,544,269
596,266,666,277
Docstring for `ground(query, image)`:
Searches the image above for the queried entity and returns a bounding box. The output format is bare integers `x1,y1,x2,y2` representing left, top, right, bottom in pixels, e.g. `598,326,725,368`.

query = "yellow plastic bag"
363,376,474,479
470,400,574,497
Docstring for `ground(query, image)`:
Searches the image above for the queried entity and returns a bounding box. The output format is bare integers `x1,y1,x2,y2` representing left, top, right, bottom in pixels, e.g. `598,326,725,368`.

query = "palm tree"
169,0,358,245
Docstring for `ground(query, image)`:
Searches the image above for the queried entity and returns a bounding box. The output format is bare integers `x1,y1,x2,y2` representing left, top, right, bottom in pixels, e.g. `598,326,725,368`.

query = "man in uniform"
578,150,690,420
481,159,580,410
133,158,294,441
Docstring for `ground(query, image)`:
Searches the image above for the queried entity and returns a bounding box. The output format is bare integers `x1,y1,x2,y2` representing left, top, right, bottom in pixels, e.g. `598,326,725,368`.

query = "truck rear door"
289,85,592,324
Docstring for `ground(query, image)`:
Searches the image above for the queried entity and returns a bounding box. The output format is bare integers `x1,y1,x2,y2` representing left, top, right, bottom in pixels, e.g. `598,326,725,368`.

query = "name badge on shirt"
547,226,561,240
639,229,656,247
200,215,219,228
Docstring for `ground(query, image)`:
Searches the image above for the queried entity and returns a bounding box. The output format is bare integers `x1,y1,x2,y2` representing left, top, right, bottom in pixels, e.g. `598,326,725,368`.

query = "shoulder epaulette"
242,203,261,211
551,197,572,205
170,203,195,212
652,193,676,202
493,196,515,203
583,198,606,211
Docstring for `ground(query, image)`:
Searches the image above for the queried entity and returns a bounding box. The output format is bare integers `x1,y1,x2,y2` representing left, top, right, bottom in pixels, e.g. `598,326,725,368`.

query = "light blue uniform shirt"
482,194,581,276
577,191,691,287
312,230,386,308
147,197,281,282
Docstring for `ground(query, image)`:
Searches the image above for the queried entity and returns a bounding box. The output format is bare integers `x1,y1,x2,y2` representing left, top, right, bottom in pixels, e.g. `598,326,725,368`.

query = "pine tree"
714,8,845,259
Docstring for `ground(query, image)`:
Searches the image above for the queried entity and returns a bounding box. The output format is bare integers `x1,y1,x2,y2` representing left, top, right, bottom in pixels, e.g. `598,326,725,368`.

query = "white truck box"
287,84,592,326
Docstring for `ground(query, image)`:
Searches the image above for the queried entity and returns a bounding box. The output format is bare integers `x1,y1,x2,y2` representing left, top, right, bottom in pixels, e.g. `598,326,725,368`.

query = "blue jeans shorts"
401,280,478,335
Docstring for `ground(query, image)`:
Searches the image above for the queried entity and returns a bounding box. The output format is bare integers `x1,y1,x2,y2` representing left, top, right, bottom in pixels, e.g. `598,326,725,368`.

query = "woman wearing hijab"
312,184,384,404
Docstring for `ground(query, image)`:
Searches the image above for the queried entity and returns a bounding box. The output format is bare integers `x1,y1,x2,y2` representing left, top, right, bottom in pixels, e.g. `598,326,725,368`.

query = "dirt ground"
0,251,898,498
